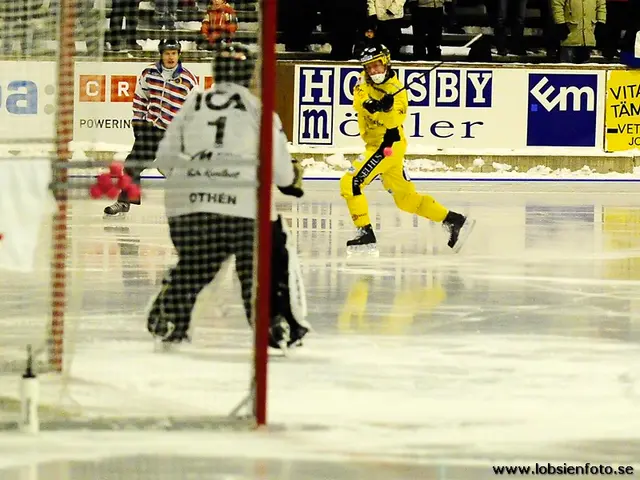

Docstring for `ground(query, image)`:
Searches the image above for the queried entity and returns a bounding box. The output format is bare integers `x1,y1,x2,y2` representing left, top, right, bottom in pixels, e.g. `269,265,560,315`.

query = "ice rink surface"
2,178,640,479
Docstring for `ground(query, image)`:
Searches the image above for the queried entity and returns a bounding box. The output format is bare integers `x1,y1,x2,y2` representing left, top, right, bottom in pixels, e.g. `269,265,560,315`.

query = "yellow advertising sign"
605,70,640,151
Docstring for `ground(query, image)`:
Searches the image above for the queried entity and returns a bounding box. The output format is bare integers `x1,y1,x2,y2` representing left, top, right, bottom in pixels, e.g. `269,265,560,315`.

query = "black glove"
383,127,400,146
277,160,304,198
556,22,570,41
594,22,606,43
379,94,394,112
363,98,383,114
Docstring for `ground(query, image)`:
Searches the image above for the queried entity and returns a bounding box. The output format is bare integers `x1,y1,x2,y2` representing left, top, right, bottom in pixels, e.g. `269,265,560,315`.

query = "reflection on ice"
2,181,640,477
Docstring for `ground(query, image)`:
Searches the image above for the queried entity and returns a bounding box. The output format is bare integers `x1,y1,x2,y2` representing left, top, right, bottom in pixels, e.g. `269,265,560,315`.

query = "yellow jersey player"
340,45,475,254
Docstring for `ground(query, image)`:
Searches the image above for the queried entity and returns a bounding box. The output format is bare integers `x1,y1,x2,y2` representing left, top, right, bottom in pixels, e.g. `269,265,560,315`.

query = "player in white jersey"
146,43,310,351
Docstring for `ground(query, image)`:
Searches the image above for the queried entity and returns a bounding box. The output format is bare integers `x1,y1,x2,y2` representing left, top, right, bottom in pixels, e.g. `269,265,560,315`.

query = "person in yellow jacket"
339,44,475,254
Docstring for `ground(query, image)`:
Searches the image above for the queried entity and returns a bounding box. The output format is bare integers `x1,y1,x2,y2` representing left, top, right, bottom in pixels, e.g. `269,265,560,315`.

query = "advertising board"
604,70,640,152
0,61,610,156
0,62,57,141
74,62,213,145
293,65,606,152
0,61,213,144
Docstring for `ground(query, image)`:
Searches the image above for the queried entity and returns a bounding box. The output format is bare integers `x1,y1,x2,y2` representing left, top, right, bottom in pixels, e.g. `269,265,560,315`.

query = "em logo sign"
296,67,335,145
527,73,598,147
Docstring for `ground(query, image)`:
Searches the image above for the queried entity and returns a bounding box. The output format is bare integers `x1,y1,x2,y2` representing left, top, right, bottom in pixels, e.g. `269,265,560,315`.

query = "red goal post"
0,0,277,430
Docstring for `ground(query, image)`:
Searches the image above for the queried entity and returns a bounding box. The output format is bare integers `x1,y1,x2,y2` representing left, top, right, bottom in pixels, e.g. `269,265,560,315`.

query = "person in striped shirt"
104,38,198,217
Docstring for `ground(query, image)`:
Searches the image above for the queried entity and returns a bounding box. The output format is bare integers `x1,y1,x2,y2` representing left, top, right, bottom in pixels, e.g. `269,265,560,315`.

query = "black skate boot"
147,284,191,351
268,315,309,355
269,315,292,354
103,201,130,218
159,329,190,350
443,211,475,253
346,224,378,255
148,305,190,351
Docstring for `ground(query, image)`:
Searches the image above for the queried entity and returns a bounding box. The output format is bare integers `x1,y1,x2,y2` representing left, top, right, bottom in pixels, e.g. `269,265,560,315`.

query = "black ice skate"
151,320,190,352
269,315,292,355
157,330,190,352
346,224,378,256
443,211,475,253
103,201,130,218
148,302,190,352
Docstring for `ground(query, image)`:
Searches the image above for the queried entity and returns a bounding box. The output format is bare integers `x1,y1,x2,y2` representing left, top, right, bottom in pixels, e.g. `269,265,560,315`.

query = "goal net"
0,0,274,430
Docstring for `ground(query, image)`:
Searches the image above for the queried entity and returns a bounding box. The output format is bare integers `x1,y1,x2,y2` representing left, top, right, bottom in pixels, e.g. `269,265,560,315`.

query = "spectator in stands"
552,0,605,63
443,0,465,33
156,0,178,29
0,0,46,56
602,0,628,59
279,0,319,51
353,23,379,58
1,0,101,56
620,0,640,64
408,0,443,60
109,0,142,51
75,0,102,56
367,0,406,57
324,0,368,60
491,0,527,55
198,0,238,50
538,0,561,60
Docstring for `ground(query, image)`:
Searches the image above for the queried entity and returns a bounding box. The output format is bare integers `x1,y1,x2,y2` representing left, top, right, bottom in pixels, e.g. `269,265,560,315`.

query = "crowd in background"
1,0,640,63
0,0,239,55
278,0,640,63
107,0,239,51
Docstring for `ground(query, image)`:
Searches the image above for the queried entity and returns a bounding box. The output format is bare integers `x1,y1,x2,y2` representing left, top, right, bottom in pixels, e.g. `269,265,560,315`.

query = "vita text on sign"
604,70,640,151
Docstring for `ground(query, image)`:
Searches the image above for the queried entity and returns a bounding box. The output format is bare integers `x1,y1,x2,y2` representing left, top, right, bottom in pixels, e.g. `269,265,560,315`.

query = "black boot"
104,201,130,218
443,211,475,252
147,298,190,346
346,224,378,254
269,315,292,351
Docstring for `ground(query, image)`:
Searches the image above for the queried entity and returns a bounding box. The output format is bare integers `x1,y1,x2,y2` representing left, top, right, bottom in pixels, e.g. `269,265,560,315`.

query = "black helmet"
158,38,181,54
211,43,256,87
359,44,392,84
359,44,391,68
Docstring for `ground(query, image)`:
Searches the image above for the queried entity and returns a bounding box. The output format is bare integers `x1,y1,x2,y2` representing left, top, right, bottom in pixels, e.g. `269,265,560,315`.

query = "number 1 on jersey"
208,117,227,147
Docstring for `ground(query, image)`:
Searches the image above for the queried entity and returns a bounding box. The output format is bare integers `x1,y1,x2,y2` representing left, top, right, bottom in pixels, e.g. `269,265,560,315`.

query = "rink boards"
0,60,640,156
